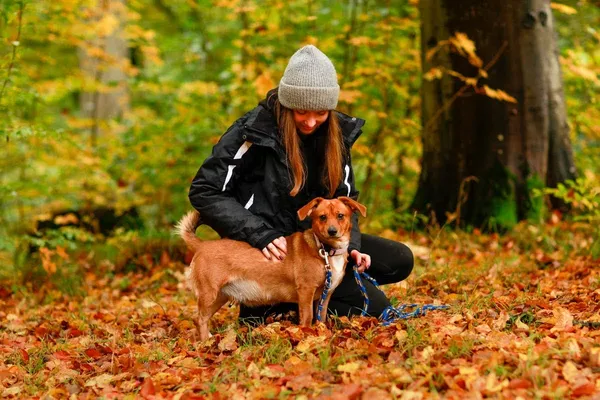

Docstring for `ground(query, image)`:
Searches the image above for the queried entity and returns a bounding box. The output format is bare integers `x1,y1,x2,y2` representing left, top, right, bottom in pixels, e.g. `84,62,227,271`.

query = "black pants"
239,234,414,322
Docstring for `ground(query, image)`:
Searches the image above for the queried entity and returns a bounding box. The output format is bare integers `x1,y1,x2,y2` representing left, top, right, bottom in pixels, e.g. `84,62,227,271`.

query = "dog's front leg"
317,290,334,323
297,287,317,326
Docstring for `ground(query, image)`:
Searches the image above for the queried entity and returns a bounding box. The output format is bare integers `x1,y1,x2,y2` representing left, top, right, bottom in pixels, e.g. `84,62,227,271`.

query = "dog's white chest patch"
221,280,268,303
329,255,346,290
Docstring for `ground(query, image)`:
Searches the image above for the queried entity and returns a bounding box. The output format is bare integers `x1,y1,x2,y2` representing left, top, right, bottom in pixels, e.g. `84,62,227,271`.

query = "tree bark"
79,0,130,146
412,0,576,229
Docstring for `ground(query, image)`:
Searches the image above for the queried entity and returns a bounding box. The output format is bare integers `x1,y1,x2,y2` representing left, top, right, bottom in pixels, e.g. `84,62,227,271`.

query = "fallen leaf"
84,348,102,360
572,382,595,397
551,307,573,332
296,335,326,353
337,361,361,374
286,374,314,391
332,383,362,399
509,378,532,389
140,377,155,398
514,317,529,332
84,373,113,388
562,361,579,384
475,323,491,334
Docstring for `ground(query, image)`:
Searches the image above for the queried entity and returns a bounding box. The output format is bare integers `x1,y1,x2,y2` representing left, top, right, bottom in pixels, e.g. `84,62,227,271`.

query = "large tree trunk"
412,0,576,229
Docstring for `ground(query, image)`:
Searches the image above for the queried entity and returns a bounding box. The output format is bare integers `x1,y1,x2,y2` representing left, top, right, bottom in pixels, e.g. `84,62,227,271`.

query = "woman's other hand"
262,236,288,261
350,250,371,273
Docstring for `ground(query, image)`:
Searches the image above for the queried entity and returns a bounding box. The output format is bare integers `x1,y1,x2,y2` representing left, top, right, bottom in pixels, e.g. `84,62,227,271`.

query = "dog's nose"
327,226,338,237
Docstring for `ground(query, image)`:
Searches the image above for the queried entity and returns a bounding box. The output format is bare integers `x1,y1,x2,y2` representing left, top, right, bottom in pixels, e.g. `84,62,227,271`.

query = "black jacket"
189,92,366,252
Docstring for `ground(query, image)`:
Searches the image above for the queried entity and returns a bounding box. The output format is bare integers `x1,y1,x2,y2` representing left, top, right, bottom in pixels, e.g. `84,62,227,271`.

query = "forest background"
0,0,599,398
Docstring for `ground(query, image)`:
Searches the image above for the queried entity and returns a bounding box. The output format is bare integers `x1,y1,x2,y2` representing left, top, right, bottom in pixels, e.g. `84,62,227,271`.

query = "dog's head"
297,197,367,249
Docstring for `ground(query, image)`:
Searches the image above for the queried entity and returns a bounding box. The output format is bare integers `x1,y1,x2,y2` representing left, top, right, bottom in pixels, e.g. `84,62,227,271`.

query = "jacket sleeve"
334,152,362,253
188,121,282,250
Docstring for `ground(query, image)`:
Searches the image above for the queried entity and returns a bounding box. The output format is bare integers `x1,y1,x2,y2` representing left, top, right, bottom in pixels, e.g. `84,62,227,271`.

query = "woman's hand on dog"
350,250,371,273
262,236,288,261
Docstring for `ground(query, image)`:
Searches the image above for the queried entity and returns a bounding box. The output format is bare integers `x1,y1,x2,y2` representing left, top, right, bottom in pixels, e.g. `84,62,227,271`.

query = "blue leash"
353,266,449,326
315,253,449,325
316,267,333,322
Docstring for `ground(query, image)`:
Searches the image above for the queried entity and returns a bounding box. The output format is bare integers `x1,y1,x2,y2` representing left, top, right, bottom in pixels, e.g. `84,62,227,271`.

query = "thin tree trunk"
545,4,577,208
412,0,454,223
79,0,129,146
341,0,358,86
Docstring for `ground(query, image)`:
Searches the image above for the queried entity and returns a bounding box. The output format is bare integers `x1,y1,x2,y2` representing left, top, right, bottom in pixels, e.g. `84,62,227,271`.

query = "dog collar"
313,234,348,257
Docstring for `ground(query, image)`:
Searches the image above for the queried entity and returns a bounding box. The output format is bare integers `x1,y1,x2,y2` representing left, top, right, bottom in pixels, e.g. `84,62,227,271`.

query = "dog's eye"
319,215,327,222
337,213,344,220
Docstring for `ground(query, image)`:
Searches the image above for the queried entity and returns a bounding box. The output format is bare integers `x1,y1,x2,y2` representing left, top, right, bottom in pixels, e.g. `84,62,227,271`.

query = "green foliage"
540,178,600,222
553,1,600,179
537,177,600,257
1,0,599,291
524,175,545,223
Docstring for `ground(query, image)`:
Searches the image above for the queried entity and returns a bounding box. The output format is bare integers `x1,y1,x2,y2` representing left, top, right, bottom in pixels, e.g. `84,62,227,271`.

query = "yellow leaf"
296,335,326,353
54,213,79,226
96,15,119,37
247,361,260,377
259,366,285,378
447,69,471,84
568,65,599,83
180,81,219,97
338,89,362,104
459,366,478,375
141,45,163,66
254,71,275,96
85,373,114,388
424,67,444,81
465,77,478,86
141,299,158,308
515,316,529,332
217,329,238,352
352,143,373,157
395,329,408,343
562,361,579,383
492,311,510,330
40,247,57,275
550,307,573,332
551,3,577,15
215,0,239,8
485,372,509,393
2,387,21,397
449,32,483,68
482,85,517,103
348,36,371,46
419,346,435,362
337,361,361,373
55,246,69,260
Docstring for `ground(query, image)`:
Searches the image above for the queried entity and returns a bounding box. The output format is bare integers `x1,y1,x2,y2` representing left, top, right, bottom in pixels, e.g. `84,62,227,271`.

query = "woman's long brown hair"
273,98,345,198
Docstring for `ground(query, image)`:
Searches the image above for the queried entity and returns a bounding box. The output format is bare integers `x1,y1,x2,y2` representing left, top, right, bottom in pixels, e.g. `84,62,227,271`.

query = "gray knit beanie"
278,45,340,111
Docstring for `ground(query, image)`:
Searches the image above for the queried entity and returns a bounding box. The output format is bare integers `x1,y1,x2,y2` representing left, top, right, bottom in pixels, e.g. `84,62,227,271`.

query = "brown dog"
176,196,367,340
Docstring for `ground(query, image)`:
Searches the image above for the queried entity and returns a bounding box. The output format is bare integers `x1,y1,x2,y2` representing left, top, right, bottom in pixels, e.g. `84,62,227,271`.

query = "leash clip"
318,248,331,270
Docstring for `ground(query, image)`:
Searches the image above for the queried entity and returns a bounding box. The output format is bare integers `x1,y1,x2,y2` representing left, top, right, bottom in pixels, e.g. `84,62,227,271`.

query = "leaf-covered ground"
1,223,599,399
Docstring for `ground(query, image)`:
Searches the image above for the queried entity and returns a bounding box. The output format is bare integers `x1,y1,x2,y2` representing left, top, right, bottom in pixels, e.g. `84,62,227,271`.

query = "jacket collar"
244,89,365,149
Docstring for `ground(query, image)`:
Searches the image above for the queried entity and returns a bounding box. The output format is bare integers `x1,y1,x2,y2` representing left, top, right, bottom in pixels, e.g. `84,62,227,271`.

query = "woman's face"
292,110,329,135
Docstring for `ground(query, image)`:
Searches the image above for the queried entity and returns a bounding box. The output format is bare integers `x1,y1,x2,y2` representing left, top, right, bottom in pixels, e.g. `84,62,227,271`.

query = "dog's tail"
175,210,203,251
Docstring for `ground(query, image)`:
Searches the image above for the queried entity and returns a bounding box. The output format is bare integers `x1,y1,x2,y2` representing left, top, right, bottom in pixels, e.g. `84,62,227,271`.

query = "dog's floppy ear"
297,197,324,221
338,196,367,217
